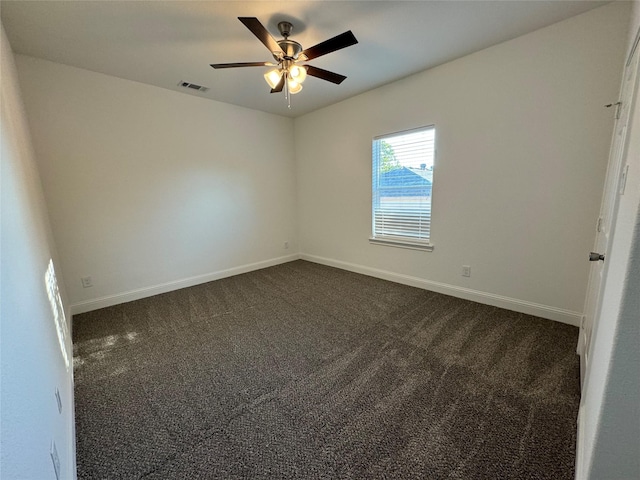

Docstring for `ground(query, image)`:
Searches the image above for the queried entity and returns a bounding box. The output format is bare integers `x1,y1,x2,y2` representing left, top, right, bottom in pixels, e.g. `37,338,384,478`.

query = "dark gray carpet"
73,260,580,479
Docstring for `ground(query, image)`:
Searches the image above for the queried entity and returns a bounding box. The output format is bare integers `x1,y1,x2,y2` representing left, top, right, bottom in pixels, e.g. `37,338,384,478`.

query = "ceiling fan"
211,17,358,107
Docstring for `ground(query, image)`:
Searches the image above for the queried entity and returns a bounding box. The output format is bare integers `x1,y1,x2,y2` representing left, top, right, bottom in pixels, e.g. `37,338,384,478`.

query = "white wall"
15,56,298,313
294,2,630,325
1,24,76,479
578,1,640,477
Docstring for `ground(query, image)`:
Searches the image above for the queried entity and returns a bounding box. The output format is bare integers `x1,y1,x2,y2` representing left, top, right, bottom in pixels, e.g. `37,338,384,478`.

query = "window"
371,126,435,250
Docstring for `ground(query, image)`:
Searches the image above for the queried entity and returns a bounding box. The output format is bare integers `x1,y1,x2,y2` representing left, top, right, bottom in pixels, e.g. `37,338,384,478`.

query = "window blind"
372,126,435,245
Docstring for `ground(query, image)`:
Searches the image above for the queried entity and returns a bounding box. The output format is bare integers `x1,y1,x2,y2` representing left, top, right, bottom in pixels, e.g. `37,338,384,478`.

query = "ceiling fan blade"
210,62,273,69
270,75,285,93
305,65,347,85
239,17,284,56
301,31,358,61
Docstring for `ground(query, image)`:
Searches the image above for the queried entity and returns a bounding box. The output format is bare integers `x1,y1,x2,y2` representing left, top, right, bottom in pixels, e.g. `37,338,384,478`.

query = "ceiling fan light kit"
211,17,357,109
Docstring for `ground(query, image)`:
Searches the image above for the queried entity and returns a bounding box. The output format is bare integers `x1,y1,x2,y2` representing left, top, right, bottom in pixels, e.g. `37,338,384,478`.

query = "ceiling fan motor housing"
275,39,303,61
273,21,303,61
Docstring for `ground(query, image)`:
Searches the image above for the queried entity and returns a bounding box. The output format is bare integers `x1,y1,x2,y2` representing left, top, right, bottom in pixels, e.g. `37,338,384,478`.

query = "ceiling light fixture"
263,62,307,106
263,65,306,92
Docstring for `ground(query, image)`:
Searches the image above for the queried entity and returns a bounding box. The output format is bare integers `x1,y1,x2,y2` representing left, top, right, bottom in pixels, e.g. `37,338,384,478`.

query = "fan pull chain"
285,72,292,109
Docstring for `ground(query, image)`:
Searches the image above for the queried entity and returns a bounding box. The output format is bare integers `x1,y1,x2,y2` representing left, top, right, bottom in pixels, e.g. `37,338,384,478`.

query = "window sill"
369,237,434,252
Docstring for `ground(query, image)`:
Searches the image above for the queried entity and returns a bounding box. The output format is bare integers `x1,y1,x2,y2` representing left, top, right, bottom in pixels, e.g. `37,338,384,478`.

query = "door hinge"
596,216,603,233
605,101,622,119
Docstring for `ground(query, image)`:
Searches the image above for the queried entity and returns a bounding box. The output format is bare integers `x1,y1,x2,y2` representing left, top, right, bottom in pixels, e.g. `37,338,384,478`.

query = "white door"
578,30,640,387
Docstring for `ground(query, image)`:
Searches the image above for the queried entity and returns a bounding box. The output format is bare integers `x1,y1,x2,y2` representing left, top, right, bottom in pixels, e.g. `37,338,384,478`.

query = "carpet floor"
72,260,580,479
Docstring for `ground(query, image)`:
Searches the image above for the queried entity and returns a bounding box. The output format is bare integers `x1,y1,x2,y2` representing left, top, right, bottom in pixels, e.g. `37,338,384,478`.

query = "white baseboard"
300,253,582,326
71,252,583,326
69,254,300,315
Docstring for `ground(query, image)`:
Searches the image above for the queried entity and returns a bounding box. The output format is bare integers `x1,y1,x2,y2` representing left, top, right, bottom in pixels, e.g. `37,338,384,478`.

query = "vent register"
178,81,209,92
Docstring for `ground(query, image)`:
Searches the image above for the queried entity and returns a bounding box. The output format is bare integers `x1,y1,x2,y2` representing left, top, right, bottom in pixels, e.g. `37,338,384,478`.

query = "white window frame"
370,125,435,251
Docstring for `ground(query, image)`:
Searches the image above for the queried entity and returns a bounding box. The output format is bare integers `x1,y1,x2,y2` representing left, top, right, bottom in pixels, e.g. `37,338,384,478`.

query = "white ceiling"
1,1,610,118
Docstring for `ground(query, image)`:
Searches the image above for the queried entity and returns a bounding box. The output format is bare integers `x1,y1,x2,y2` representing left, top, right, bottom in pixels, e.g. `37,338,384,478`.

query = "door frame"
577,25,640,387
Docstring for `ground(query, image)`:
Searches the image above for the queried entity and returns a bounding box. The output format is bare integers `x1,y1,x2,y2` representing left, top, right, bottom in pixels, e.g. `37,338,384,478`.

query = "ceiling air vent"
178,81,209,93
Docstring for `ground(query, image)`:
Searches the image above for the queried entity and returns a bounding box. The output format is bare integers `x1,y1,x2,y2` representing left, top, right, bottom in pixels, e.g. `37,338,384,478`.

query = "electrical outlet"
55,387,62,414
284,241,289,249
81,276,93,288
50,441,61,480
462,265,471,277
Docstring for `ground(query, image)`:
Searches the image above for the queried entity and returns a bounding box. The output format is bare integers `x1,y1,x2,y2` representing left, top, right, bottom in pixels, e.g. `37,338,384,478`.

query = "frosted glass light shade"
289,65,307,83
264,69,283,89
288,79,303,94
